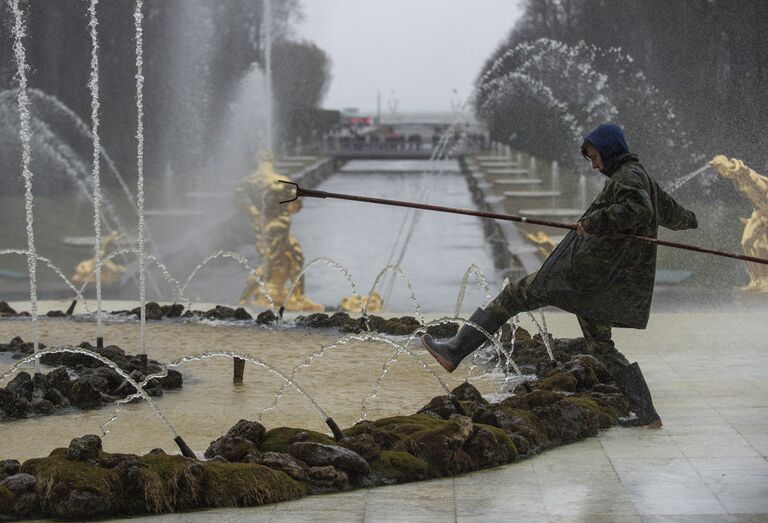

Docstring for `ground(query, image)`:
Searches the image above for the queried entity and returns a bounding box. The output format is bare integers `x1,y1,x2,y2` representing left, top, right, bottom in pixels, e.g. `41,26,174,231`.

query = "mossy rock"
344,414,462,440
563,394,619,429
494,406,550,449
260,427,335,454
140,453,206,511
200,461,305,507
21,447,306,520
513,327,532,341
369,450,431,483
22,448,120,519
532,401,588,444
464,423,517,468
345,414,474,476
537,369,578,392
522,389,563,408
0,484,15,516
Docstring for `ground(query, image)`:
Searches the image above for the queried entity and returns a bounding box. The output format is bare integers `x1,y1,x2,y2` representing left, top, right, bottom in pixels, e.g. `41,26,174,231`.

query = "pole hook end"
278,180,300,204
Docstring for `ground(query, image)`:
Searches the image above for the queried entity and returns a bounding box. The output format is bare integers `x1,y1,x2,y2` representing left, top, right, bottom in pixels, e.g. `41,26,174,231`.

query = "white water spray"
263,0,273,152
10,0,39,371
453,264,493,318
664,164,711,194
88,0,104,343
134,0,147,355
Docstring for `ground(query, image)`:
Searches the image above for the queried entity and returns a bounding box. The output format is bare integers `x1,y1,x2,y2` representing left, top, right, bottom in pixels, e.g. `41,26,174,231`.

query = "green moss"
201,461,305,507
348,414,454,439
19,447,306,519
476,423,517,454
563,395,617,428
21,448,120,518
341,421,371,438
349,415,474,475
142,453,193,477
502,407,540,427
259,427,334,453
498,407,550,446
466,423,518,467
0,485,15,516
23,448,117,494
537,371,578,392
523,389,563,407
369,451,430,482
141,453,203,512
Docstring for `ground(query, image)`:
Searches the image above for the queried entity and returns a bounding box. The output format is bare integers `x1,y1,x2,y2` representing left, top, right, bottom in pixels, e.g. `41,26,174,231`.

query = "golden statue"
525,230,558,258
339,292,383,313
709,155,768,292
236,151,324,311
72,231,126,286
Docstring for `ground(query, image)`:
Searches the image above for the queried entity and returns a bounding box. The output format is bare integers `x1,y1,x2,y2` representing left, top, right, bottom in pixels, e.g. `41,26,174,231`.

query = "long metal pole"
281,182,768,267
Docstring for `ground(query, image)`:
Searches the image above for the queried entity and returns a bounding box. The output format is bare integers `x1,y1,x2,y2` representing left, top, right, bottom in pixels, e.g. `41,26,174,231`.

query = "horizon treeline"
0,0,330,193
475,0,768,180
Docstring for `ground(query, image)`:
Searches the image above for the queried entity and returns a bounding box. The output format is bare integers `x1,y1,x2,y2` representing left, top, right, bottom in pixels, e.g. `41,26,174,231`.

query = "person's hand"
576,221,591,236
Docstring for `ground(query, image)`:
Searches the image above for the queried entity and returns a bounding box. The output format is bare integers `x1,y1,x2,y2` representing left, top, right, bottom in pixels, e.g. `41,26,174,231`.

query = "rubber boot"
421,308,506,373
614,362,662,429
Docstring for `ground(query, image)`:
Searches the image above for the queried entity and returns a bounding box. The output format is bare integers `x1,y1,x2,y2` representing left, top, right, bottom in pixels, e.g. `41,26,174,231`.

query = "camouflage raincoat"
528,126,698,329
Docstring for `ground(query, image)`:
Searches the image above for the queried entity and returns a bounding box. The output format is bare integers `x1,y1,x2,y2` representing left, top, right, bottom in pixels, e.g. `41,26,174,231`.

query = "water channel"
294,160,498,312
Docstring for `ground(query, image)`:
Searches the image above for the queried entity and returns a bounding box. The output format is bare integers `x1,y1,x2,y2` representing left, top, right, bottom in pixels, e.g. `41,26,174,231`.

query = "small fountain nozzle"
139,354,148,371
278,305,285,319
96,337,104,349
174,436,198,459
65,300,77,316
233,357,245,384
325,417,345,441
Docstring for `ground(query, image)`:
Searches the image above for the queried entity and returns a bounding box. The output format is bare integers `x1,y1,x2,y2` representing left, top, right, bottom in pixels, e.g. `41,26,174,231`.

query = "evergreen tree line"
475,0,768,182
0,0,331,194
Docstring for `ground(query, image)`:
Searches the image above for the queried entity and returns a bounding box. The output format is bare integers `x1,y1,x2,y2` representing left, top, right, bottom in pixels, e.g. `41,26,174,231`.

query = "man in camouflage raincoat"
422,123,698,428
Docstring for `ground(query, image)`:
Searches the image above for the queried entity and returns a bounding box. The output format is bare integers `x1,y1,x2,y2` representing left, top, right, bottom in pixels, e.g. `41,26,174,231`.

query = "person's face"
584,144,604,172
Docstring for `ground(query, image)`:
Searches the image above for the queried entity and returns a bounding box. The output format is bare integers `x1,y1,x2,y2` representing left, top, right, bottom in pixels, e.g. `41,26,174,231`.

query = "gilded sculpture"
72,230,126,287
709,155,768,292
236,151,324,311
525,230,558,258
338,291,383,313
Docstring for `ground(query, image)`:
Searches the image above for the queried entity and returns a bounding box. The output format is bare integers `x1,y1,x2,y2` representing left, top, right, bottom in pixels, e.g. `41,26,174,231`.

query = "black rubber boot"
421,308,506,373
614,362,663,428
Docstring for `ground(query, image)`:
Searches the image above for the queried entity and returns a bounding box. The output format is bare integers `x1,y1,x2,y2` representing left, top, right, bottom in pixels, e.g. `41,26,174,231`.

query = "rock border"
0,337,182,421
0,300,459,338
0,332,632,521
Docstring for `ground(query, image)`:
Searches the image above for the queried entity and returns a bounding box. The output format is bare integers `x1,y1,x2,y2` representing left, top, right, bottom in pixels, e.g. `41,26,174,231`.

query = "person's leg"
576,316,628,376
577,316,662,429
485,272,547,322
422,272,544,372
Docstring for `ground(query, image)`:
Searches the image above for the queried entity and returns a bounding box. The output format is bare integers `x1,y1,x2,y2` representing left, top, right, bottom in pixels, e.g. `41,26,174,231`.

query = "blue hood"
583,123,629,170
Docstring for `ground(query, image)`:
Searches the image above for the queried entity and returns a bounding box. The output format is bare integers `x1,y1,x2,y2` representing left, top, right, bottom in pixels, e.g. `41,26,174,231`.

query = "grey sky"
297,0,523,113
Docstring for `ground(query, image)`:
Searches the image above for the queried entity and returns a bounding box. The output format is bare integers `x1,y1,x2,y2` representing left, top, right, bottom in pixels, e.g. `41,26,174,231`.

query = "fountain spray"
10,0,40,372
88,0,104,348
263,0,273,152
135,0,148,367
663,164,711,194
2,347,196,459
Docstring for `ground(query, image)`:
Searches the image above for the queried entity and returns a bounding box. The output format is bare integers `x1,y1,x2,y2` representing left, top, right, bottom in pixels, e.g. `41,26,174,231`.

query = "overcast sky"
297,0,523,114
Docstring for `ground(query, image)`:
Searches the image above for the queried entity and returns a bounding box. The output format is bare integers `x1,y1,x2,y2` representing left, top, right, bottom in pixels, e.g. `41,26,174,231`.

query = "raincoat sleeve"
581,175,653,235
656,189,698,230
